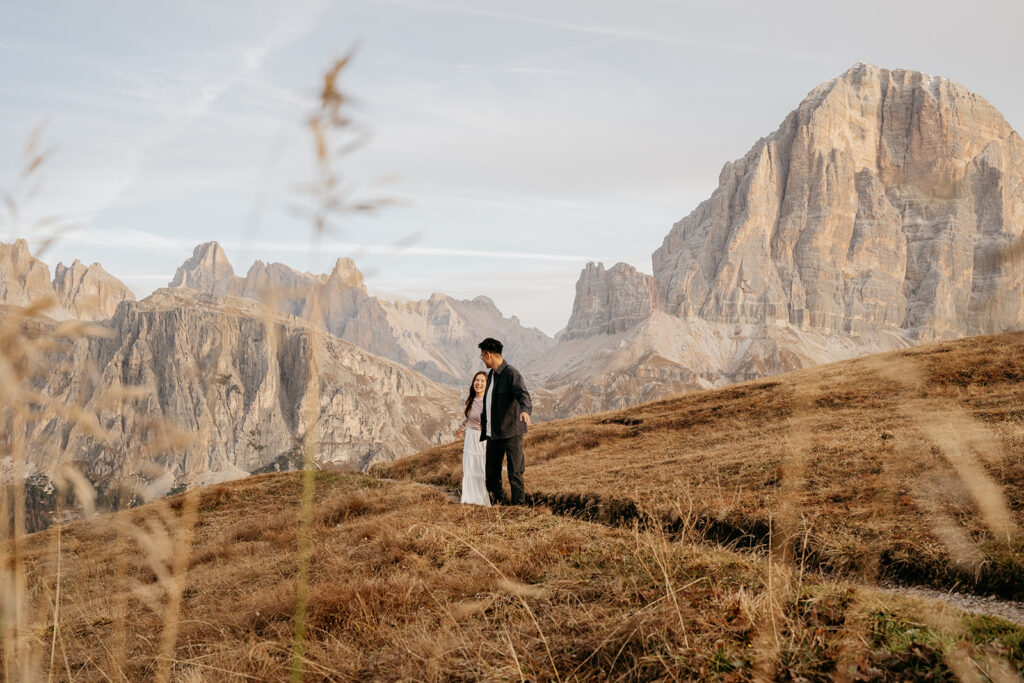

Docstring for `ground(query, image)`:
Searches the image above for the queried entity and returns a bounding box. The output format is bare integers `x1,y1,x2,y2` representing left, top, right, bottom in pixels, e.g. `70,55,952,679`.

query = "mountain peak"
653,64,1023,341
52,258,134,320
329,257,365,289
0,239,54,310
169,242,237,294
10,238,31,259
563,261,655,340
470,295,501,316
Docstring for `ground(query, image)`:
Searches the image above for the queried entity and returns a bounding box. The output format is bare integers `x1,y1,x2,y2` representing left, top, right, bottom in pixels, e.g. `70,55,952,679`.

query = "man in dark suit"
478,337,532,505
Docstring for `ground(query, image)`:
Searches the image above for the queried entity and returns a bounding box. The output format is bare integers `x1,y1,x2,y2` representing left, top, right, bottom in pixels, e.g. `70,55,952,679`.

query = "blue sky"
2,0,1022,334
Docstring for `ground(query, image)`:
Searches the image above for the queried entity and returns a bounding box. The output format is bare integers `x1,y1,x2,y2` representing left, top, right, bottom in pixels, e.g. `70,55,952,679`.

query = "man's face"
480,351,496,369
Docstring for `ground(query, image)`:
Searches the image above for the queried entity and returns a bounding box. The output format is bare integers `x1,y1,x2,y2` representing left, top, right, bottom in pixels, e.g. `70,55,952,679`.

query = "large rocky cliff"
653,63,1024,340
561,262,656,340
15,288,459,502
550,64,1024,415
53,259,136,321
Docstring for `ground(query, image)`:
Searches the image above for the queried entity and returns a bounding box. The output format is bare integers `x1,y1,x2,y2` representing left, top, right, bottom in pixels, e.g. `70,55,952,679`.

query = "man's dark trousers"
485,435,525,505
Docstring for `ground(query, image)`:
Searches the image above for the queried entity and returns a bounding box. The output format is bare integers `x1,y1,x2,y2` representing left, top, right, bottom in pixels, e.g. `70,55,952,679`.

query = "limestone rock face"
0,239,58,309
378,293,555,385
653,63,1024,341
169,242,239,295
173,244,555,385
0,240,134,320
19,289,459,495
53,260,135,320
562,262,656,340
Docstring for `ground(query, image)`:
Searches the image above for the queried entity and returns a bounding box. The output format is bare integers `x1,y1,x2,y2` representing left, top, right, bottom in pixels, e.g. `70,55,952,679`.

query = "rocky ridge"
0,239,135,320
561,261,656,340
52,259,136,321
12,287,459,509
170,242,556,385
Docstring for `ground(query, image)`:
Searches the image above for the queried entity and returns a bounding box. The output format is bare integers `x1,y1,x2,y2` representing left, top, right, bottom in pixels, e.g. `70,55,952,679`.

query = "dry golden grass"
9,471,1024,680
380,331,1024,600
0,57,376,681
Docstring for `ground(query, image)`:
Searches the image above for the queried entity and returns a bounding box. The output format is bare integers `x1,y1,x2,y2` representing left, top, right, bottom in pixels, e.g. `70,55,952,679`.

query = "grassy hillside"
7,332,1024,680
381,332,1024,600
10,472,1024,680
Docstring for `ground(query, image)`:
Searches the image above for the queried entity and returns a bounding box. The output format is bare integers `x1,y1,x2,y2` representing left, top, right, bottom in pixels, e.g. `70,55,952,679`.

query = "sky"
2,0,1022,335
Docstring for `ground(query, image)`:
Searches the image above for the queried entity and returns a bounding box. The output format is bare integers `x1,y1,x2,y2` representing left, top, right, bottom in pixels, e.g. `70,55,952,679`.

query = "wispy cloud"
368,0,833,64
455,64,590,77
40,228,607,263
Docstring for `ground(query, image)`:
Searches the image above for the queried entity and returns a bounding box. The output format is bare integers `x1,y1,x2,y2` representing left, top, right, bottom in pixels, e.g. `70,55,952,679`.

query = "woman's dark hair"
465,371,487,417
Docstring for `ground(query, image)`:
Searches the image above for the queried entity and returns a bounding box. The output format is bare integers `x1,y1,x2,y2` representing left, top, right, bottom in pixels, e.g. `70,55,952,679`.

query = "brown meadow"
10,471,1024,680
381,331,1024,604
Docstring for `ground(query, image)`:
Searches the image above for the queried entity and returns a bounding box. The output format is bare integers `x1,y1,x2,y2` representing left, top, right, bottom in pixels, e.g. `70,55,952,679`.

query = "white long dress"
459,398,491,506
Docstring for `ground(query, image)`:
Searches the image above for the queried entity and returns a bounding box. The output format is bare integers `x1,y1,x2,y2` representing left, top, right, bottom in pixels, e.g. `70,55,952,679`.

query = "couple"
455,337,532,507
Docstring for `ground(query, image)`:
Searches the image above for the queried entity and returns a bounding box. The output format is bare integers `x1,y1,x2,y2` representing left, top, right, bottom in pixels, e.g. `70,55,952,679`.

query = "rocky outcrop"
562,262,656,339
653,63,1024,340
0,239,60,311
53,260,135,320
16,289,459,499
538,312,911,417
174,243,555,385
169,241,240,295
0,240,134,320
379,293,554,384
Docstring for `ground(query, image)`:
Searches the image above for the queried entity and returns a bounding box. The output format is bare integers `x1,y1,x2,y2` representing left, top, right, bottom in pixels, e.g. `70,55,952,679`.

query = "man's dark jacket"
479,360,532,441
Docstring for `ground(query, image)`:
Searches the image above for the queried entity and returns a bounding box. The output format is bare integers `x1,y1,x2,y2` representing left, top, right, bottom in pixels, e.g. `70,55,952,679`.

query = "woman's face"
473,374,487,393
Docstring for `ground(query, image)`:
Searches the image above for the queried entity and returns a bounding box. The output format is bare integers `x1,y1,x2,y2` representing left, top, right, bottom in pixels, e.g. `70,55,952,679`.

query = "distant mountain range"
167,240,556,387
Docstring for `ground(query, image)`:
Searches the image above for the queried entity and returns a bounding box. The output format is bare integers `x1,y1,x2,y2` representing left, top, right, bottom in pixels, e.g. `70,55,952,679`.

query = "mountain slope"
13,472,1024,679
385,329,1024,601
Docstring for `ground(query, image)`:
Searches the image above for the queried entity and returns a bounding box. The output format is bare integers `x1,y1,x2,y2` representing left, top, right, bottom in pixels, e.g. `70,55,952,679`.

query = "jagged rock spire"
170,242,238,295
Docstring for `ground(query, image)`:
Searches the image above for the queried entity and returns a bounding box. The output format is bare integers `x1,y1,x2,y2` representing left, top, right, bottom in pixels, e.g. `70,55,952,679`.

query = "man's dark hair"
478,337,503,354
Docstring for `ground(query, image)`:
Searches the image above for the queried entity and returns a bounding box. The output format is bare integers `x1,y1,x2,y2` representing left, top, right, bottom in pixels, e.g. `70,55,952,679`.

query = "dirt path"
881,585,1024,626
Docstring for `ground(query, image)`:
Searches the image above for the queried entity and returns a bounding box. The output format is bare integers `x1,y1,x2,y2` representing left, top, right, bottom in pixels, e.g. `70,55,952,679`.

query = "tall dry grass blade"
773,423,813,568
645,526,690,648
503,625,527,683
866,356,1020,561
290,331,322,683
914,408,1020,543
454,531,562,682
153,488,201,683
914,489,986,574
46,501,63,683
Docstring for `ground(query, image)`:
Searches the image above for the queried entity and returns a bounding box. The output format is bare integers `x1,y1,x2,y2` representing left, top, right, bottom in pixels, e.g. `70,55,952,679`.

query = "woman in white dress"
455,371,491,506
